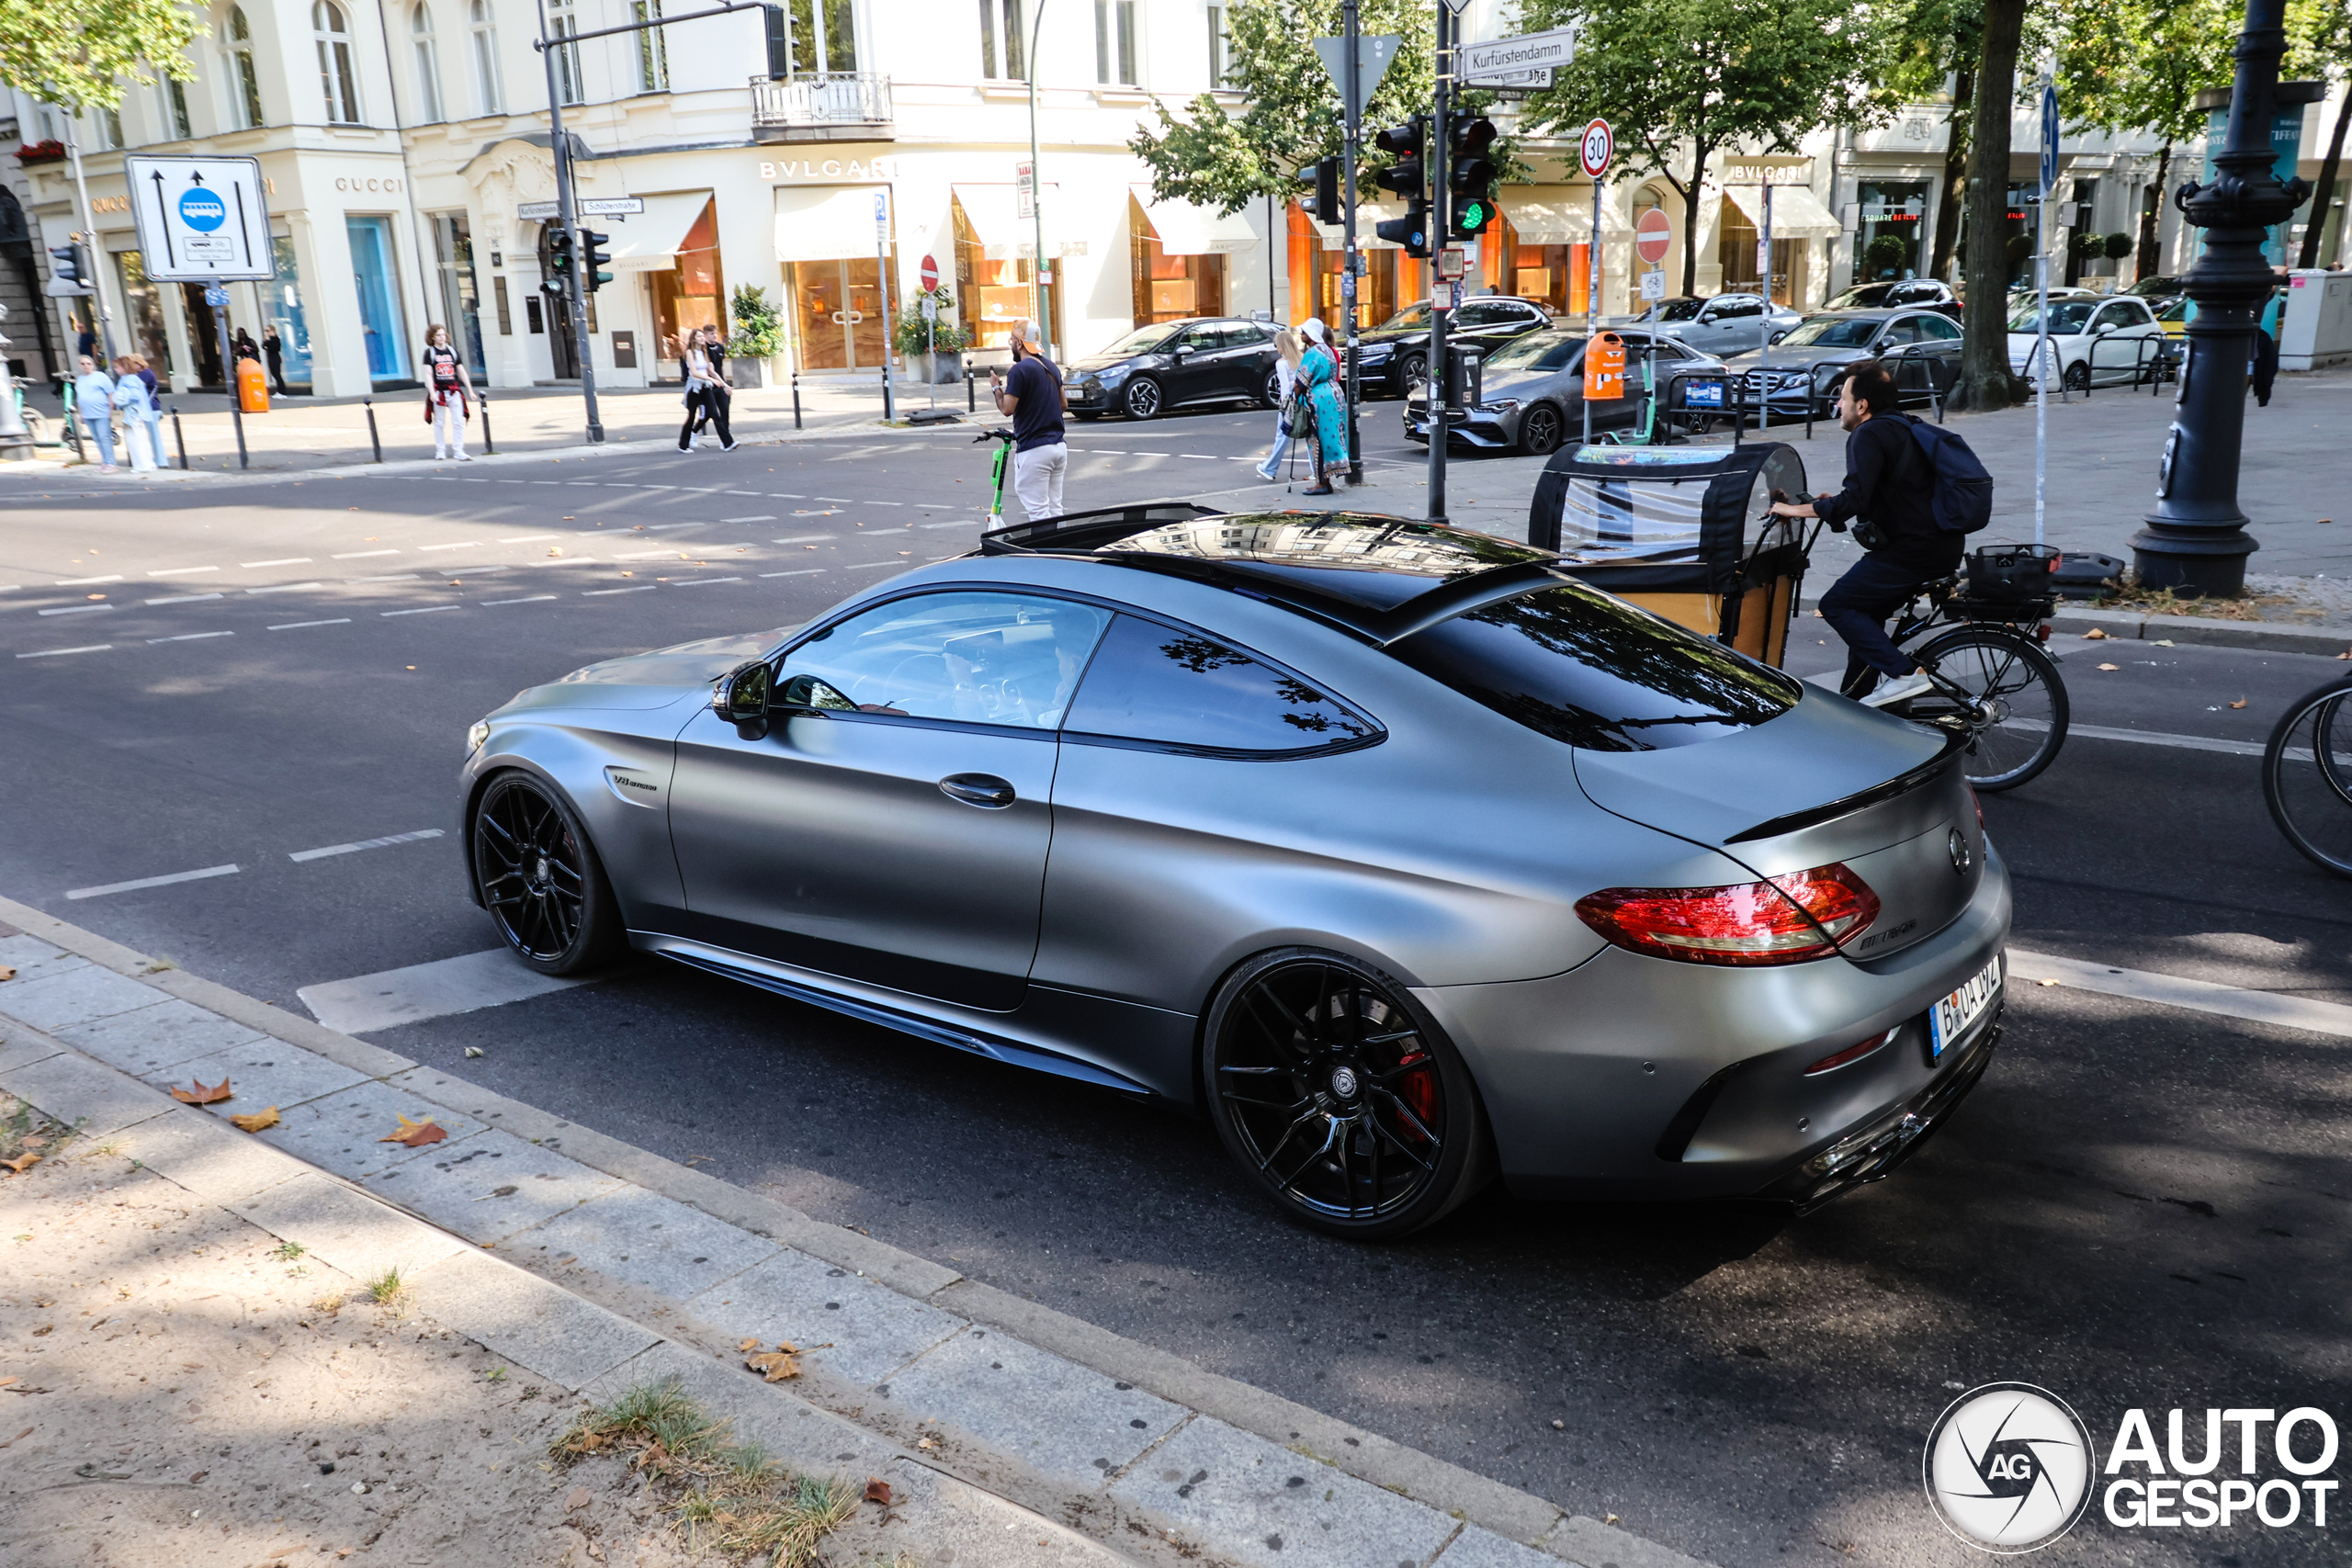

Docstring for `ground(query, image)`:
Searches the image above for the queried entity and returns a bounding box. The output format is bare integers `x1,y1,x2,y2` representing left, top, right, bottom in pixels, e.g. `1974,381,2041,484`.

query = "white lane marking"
615,548,687,560
17,644,113,658
420,541,484,551
268,618,351,630
917,520,975,529
481,594,559,605
770,492,805,498
868,501,905,506
299,947,591,1033
815,495,855,502
1180,453,1225,459
760,569,826,577
288,828,445,863
844,560,906,570
2012,718,2263,759
723,514,777,522
346,573,422,583
334,548,401,558
499,534,561,542
148,630,234,643
246,582,324,594
2008,948,2352,1041
635,484,677,490
39,604,114,616
66,863,240,900
382,604,459,616
583,585,658,595
241,558,312,568
148,565,220,577
57,574,125,585
772,534,834,544
670,576,744,587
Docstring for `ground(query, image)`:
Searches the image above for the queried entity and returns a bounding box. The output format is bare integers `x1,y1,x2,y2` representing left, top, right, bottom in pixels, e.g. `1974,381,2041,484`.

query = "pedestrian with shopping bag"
1295,318,1348,496
422,323,473,460
72,355,118,473
109,357,157,470
678,327,736,452
1256,327,1304,482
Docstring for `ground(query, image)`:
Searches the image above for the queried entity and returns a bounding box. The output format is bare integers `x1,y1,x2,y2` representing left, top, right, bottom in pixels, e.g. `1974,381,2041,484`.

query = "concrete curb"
0,893,1714,1568
2045,604,2352,657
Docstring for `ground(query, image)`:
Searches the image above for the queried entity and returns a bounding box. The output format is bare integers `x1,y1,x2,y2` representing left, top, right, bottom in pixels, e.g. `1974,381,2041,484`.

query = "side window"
1215,323,1261,349
1716,299,1764,320
1917,313,1962,340
1877,317,1921,346
1455,301,1507,326
1177,325,1222,352
780,592,1112,729
1062,614,1381,756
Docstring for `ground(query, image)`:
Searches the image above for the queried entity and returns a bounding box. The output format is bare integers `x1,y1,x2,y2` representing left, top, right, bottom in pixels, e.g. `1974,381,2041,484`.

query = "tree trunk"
1679,147,1713,299
1952,0,2030,412
2136,142,2171,281
1929,73,1973,283
2298,87,2350,270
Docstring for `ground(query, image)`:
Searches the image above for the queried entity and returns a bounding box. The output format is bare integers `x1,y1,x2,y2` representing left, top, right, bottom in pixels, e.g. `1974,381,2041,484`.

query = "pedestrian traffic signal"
1372,118,1431,259
580,229,614,294
1446,114,1499,239
1296,156,1341,223
46,244,91,296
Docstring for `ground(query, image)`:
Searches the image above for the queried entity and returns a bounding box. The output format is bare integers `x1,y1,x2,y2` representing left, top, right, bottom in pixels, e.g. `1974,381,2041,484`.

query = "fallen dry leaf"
1,1154,40,1176
737,1337,763,1353
0,1379,17,1390
2037,978,2061,987
187,1470,208,1483
2337,649,2352,660
2229,697,2248,709
2081,627,2109,640
379,1113,447,1148
463,1046,484,1059
229,1107,281,1134
566,1485,593,1510
864,1478,893,1506
0,1426,32,1449
745,1349,800,1382
0,964,15,981
2097,662,2120,671
171,1077,233,1106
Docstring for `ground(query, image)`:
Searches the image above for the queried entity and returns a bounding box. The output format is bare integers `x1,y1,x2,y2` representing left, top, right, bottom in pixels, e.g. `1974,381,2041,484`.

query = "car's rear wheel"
473,772,628,976
1397,353,1427,394
1123,377,1162,420
1260,367,1284,409
1203,948,1488,1239
1519,402,1566,456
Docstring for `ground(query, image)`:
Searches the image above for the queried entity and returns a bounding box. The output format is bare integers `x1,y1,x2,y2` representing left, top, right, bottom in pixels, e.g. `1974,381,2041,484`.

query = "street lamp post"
1026,0,1051,359
2128,0,2312,596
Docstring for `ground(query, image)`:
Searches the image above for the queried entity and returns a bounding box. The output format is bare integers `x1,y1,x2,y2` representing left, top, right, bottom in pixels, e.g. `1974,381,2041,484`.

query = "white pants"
1012,441,1067,522
122,417,155,470
433,397,468,457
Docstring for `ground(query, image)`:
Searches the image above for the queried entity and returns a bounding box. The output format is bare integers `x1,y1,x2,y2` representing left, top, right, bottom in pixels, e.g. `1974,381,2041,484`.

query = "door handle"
939,773,1016,808
831,311,847,324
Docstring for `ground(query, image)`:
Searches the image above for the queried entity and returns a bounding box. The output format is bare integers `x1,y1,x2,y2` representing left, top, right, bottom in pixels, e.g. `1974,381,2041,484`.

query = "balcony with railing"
751,73,894,142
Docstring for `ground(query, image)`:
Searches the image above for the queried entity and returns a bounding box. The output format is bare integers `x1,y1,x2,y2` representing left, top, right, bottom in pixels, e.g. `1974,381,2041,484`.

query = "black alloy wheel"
1203,949,1487,1239
1122,376,1162,420
1518,402,1566,457
2062,357,2091,392
1261,366,1284,409
1397,353,1427,395
473,773,627,976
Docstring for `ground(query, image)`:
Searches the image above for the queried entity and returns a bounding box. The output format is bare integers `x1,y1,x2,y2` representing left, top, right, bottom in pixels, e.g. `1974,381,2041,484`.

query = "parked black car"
2125,275,2187,299
1064,318,1283,421
1721,307,1964,417
1352,296,1553,397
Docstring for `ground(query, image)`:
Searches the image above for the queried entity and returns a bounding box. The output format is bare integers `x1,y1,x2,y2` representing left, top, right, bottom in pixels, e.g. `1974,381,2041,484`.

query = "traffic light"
1446,114,1499,240
46,244,91,296
541,226,572,297
580,229,614,294
1298,156,1341,223
1372,118,1431,259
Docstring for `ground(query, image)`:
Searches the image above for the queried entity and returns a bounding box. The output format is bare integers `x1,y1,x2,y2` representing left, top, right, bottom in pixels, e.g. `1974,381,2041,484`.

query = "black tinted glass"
1064,615,1379,754
1391,583,1801,752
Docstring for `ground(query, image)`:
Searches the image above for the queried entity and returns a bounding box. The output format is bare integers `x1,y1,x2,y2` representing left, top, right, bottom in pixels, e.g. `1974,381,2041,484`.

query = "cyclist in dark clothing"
1768,360,1962,705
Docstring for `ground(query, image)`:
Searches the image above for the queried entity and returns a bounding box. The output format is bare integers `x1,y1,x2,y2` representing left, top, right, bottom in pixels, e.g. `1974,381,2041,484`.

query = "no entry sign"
919,254,940,290
1635,208,1672,265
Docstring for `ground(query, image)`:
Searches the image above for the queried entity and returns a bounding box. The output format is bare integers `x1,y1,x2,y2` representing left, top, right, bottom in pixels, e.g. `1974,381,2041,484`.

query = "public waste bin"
1527,440,1810,667
237,356,269,413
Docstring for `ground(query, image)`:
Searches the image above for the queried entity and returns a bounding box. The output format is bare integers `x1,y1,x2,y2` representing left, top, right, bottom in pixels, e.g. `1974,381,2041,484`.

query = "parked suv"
1064,317,1283,421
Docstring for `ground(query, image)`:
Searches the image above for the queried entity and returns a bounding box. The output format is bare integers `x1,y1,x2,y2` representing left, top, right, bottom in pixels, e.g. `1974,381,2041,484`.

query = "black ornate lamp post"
2130,0,2315,597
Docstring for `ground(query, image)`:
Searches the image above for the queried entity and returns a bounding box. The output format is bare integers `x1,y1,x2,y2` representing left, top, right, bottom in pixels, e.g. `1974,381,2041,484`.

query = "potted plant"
14,140,65,166
1862,232,1909,280
727,285,784,388
892,288,970,384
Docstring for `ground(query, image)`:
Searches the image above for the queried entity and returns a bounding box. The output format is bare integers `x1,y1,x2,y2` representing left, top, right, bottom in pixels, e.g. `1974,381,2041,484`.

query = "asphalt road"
3,404,2346,1568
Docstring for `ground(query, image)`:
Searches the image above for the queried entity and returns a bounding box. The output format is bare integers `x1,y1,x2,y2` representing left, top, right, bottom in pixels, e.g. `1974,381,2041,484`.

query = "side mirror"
1768,330,1789,345
712,660,772,728
778,672,856,713
1697,312,1719,325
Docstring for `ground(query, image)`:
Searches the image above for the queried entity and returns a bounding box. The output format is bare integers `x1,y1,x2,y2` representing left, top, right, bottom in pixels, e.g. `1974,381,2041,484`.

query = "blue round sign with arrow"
2040,82,2059,197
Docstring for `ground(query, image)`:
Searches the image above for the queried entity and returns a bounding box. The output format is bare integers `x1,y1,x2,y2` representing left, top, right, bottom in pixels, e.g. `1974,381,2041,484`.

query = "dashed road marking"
347,572,422,583
148,565,220,577
39,604,113,616
499,534,561,543
66,863,240,900
268,618,351,630
420,541,484,551
382,604,459,616
288,828,445,863
57,574,124,586
481,594,558,605
334,548,401,558
670,576,743,586
241,558,312,568
723,514,776,522
17,644,113,658
2009,949,2352,1040
149,630,234,643
583,585,658,595
246,582,323,595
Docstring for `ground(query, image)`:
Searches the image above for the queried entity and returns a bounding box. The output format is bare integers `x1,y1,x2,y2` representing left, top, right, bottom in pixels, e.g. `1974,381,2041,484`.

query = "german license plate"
1928,955,2003,1060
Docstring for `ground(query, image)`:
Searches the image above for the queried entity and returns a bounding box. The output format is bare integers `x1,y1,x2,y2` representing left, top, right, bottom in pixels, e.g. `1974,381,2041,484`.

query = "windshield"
1779,316,1882,349
1823,285,1890,310
1095,324,1176,358
1487,331,1583,372
1378,303,1435,332
2007,300,2099,333
1655,298,1706,322
1391,582,1802,752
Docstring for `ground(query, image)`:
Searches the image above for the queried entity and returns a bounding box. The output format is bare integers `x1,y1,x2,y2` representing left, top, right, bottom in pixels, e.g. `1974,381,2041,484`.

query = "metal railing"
750,73,893,131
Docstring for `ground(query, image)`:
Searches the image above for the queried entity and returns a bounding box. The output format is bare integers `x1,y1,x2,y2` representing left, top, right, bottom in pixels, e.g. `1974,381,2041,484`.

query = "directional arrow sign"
123,154,274,282
1311,33,1403,124
1461,23,1577,86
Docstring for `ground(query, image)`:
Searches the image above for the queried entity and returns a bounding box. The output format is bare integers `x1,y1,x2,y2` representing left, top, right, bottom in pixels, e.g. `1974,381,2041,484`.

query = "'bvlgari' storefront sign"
760,156,895,182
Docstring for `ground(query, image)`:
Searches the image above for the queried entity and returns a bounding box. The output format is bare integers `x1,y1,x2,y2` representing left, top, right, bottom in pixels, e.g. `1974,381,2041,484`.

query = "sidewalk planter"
921,351,966,386
731,356,774,390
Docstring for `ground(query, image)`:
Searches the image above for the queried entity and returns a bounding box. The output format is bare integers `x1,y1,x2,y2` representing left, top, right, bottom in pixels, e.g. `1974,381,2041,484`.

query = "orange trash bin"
1582,331,1626,401
237,355,269,413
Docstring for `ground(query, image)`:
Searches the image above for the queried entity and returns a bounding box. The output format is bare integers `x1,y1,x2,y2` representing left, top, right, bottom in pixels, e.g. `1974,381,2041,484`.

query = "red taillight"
1575,863,1881,967
1804,1028,1895,1075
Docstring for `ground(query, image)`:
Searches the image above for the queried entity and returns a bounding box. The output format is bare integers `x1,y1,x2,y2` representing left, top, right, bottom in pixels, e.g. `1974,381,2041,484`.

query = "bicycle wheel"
2263,676,2352,877
1905,625,2070,791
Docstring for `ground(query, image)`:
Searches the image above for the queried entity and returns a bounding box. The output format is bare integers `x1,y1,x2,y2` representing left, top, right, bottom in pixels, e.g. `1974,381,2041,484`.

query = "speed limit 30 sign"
1579,118,1611,178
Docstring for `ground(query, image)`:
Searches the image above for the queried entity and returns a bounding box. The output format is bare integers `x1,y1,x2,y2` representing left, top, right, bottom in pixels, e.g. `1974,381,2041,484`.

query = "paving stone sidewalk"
0,896,1713,1568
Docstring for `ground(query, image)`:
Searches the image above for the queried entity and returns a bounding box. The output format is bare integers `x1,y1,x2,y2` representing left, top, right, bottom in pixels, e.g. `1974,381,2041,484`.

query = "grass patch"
2087,578,2298,621
269,1241,307,1262
363,1268,413,1315
0,1096,77,1174
552,1378,858,1567
311,1290,345,1316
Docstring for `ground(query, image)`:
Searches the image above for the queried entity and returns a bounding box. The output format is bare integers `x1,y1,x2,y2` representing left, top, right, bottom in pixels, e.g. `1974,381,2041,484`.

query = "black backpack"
1904,417,1995,534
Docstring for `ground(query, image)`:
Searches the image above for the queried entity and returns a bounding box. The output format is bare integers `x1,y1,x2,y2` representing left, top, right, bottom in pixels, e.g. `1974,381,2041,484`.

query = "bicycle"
975,424,1014,521
2262,674,2352,876
1851,542,2072,792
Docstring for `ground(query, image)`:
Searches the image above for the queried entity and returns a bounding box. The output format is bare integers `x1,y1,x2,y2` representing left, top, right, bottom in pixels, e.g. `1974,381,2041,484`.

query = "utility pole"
1026,0,1052,359
1426,2,1451,525
62,132,119,360
536,0,602,443
1340,0,1363,484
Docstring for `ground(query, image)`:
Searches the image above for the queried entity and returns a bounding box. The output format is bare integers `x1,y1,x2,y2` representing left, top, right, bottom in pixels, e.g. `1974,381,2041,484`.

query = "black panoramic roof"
979,505,1582,646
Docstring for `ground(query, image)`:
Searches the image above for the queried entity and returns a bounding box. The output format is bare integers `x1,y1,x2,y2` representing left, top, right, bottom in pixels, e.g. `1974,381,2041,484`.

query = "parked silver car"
1401,328,1728,453
459,509,2010,1237
1721,307,1965,416
1638,290,1804,356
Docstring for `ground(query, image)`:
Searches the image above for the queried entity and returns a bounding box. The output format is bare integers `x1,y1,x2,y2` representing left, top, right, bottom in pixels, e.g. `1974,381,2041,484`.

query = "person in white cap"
989,318,1069,520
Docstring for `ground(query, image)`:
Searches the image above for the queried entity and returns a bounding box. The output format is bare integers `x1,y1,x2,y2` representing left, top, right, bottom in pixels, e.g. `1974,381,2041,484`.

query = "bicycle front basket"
1964,542,2061,602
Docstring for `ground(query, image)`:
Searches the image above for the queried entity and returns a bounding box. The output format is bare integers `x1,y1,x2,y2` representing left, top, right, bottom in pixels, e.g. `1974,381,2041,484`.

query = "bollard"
480,392,494,455
173,407,189,469
967,369,977,414
364,397,382,463
792,370,803,431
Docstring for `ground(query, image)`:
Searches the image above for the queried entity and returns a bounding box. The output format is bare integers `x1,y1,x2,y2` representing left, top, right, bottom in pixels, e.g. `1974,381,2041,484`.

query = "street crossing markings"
669,577,744,586
582,585,658,595
759,570,826,577
148,631,234,643
17,645,114,658
246,582,324,594
39,604,114,616
723,514,777,522
288,828,444,863
66,863,240,900
297,947,592,1035
382,604,460,616
771,535,835,544
148,565,220,577
334,548,401,558
2007,949,2352,1041
57,574,125,586
268,619,351,631
241,558,312,568
420,541,485,550
498,534,561,543
481,594,559,605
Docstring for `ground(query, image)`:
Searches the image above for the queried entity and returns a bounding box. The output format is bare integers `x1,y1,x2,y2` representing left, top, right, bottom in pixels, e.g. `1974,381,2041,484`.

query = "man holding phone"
989,319,1069,522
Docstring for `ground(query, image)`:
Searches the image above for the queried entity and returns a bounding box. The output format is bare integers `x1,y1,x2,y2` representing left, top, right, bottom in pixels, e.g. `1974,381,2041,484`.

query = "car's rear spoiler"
1724,726,1969,844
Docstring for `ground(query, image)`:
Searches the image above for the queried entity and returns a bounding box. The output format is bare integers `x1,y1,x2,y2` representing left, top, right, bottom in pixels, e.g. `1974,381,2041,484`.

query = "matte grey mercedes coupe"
458,508,2009,1238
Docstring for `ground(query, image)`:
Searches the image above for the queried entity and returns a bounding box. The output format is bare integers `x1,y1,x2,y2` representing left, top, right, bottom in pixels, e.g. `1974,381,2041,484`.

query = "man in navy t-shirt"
989,319,1068,521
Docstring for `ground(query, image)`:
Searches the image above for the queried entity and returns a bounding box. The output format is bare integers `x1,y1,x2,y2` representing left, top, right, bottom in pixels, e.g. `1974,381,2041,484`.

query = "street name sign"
1462,24,1577,85
124,154,273,281
516,197,646,220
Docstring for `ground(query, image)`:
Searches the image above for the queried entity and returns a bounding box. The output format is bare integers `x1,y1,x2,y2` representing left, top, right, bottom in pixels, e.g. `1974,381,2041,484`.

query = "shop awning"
775,184,890,264
951,185,1071,261
605,191,715,273
1722,182,1841,239
1504,186,1633,243
1129,186,1256,255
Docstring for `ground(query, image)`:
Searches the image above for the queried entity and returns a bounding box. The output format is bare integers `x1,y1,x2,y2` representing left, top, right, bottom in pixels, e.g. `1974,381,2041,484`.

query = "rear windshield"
1390,581,1803,751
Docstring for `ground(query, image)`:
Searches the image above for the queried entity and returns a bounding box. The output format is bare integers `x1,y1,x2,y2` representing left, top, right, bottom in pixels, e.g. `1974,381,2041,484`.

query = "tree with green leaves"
1513,0,1892,298
1872,0,1986,284
1949,0,2029,410
2290,0,2352,268
0,0,203,109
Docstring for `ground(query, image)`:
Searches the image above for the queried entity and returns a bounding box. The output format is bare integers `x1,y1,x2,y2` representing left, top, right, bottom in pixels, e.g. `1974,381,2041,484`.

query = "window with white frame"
1095,0,1136,85
314,1,363,122
1207,5,1230,87
777,0,858,74
548,0,583,106
226,6,266,128
978,0,1023,80
412,4,446,120
97,102,125,149
634,0,670,91
161,73,194,139
469,0,503,113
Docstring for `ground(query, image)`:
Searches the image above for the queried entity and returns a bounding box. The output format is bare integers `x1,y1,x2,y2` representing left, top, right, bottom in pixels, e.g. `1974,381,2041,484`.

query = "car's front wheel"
1397,353,1427,395
2063,357,2091,392
472,772,628,976
1203,948,1489,1239
1518,402,1566,456
1122,377,1162,420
